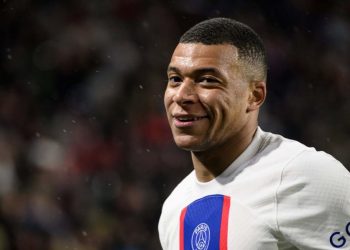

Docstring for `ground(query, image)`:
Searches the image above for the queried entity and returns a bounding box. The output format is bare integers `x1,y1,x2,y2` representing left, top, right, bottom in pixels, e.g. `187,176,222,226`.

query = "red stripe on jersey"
220,196,231,250
179,207,187,250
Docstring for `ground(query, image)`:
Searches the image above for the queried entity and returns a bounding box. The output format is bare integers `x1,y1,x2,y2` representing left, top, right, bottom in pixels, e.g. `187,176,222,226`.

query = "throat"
190,127,258,182
191,151,232,182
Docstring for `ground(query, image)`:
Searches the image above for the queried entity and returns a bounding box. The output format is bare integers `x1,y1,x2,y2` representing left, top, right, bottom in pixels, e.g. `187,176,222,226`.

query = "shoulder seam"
274,149,311,235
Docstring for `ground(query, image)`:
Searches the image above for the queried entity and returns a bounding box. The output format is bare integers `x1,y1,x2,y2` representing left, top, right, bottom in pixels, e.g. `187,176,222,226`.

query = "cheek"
201,91,231,116
163,89,172,110
204,92,246,130
199,89,223,105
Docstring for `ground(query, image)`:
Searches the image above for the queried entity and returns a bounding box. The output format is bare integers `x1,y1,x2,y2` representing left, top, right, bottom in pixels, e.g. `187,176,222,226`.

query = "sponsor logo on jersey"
330,221,350,248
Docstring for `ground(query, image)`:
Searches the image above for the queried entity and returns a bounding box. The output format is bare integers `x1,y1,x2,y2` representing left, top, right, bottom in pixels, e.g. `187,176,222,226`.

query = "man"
158,17,350,249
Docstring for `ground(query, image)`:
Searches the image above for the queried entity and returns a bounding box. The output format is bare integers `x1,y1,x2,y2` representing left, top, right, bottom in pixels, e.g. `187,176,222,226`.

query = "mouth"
173,114,209,127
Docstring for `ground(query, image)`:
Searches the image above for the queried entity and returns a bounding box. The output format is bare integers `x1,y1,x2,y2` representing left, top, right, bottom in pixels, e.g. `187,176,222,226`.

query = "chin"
174,137,198,151
174,137,208,152
176,144,204,152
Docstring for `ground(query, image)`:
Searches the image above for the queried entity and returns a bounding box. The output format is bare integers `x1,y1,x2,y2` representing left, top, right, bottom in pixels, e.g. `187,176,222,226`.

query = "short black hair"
180,17,267,81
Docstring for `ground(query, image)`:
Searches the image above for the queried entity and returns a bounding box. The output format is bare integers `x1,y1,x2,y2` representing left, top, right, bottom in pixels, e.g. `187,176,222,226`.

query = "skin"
164,43,266,182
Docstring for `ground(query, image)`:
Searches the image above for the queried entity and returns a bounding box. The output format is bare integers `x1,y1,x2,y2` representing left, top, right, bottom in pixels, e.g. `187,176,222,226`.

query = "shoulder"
259,128,350,215
159,171,195,227
271,138,350,248
273,133,350,205
158,171,195,249
161,171,195,210
275,144,350,222
256,129,313,165
258,129,348,177
281,149,350,192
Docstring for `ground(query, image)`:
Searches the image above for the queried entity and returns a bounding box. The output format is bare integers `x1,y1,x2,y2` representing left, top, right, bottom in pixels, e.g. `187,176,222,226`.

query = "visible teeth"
179,117,194,121
178,117,204,121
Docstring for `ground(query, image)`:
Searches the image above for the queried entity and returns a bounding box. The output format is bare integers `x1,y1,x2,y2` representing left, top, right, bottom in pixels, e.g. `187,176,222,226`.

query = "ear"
247,81,266,112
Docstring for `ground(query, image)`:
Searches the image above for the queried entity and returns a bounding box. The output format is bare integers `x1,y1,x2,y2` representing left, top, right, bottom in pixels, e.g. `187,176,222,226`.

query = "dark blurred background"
0,0,349,249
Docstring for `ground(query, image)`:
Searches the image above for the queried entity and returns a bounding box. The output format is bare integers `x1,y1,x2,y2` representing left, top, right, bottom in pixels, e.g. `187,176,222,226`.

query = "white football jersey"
158,127,350,250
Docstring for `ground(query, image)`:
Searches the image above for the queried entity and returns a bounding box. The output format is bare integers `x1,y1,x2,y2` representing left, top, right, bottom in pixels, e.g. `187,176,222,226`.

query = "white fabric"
159,127,350,249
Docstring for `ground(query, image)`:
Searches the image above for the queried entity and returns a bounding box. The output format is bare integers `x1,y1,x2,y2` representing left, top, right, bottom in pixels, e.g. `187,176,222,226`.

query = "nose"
172,79,198,105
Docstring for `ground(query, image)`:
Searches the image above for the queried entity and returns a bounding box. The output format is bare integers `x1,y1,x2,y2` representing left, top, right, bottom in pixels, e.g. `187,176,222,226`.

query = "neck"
191,125,258,182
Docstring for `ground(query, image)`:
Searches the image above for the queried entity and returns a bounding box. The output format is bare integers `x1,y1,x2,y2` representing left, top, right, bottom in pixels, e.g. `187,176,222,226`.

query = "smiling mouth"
176,116,208,122
173,115,209,127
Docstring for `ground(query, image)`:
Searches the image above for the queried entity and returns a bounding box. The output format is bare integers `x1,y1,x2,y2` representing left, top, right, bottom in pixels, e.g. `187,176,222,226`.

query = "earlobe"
247,81,266,112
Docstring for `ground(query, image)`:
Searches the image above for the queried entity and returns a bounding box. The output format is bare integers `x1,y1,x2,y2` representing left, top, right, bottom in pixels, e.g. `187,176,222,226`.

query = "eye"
198,77,220,85
168,76,182,85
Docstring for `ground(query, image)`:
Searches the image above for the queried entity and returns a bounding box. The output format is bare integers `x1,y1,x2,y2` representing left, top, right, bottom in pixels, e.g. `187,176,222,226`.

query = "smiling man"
158,18,350,250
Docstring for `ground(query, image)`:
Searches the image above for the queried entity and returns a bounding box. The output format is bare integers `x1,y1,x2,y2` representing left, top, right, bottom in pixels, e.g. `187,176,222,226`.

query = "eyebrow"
167,66,224,77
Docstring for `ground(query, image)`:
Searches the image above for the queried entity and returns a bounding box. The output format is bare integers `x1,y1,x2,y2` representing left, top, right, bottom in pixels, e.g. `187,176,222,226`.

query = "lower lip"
173,118,207,128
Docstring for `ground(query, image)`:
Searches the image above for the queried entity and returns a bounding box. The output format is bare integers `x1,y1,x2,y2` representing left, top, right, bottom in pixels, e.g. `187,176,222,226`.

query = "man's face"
164,43,253,152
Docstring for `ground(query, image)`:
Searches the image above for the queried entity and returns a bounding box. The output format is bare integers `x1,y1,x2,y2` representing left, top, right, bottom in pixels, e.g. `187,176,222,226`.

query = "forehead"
169,43,239,71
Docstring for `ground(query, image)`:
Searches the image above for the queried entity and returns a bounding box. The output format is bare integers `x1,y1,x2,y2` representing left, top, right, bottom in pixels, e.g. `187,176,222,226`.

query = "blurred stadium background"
0,0,349,249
